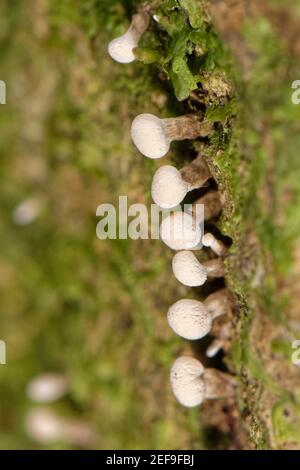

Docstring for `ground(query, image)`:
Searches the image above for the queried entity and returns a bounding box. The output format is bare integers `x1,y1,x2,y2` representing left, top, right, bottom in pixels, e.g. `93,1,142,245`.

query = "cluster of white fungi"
108,6,236,408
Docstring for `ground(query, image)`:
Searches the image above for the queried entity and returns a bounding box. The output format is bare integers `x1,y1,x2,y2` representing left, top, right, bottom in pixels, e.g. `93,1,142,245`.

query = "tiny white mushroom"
131,113,212,159
152,166,189,209
202,232,227,256
108,8,150,64
170,356,205,407
172,251,207,286
25,408,65,444
13,197,43,226
170,356,236,408
160,211,202,251
168,299,212,340
26,373,69,403
151,157,211,209
167,288,232,340
25,408,95,446
172,251,225,287
160,191,222,251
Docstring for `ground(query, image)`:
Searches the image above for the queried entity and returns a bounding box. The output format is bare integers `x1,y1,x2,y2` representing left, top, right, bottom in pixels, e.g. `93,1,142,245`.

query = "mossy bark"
143,0,300,449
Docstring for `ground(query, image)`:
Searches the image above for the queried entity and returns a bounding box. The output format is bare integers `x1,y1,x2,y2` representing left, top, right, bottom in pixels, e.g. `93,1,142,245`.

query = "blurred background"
0,0,202,449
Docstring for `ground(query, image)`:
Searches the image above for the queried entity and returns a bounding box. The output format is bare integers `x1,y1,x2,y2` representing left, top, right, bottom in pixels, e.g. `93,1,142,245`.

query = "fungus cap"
167,299,212,340
25,408,65,444
26,373,68,403
172,251,207,286
108,32,137,64
160,212,202,250
151,166,188,209
131,114,170,159
170,357,205,407
13,197,42,226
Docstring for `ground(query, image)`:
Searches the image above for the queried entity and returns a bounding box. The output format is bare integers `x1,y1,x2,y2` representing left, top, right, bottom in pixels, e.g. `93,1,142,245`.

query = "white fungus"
25,408,67,444
26,373,69,403
167,289,231,340
131,113,170,159
151,155,211,209
160,211,202,250
25,408,95,446
172,251,208,287
108,9,150,64
170,356,236,408
131,113,211,159
170,356,205,407
13,197,43,226
172,251,224,287
172,251,207,287
108,33,138,64
151,157,212,209
167,299,213,340
151,165,189,209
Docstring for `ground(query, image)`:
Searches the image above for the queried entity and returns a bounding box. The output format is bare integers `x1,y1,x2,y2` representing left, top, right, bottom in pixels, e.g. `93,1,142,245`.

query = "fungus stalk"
188,190,223,222
203,232,227,256
206,311,232,358
108,6,150,63
206,338,225,358
131,113,213,159
170,356,236,408
162,114,212,141
167,288,233,340
180,155,212,191
160,211,202,251
204,288,233,318
172,251,224,287
151,156,212,209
